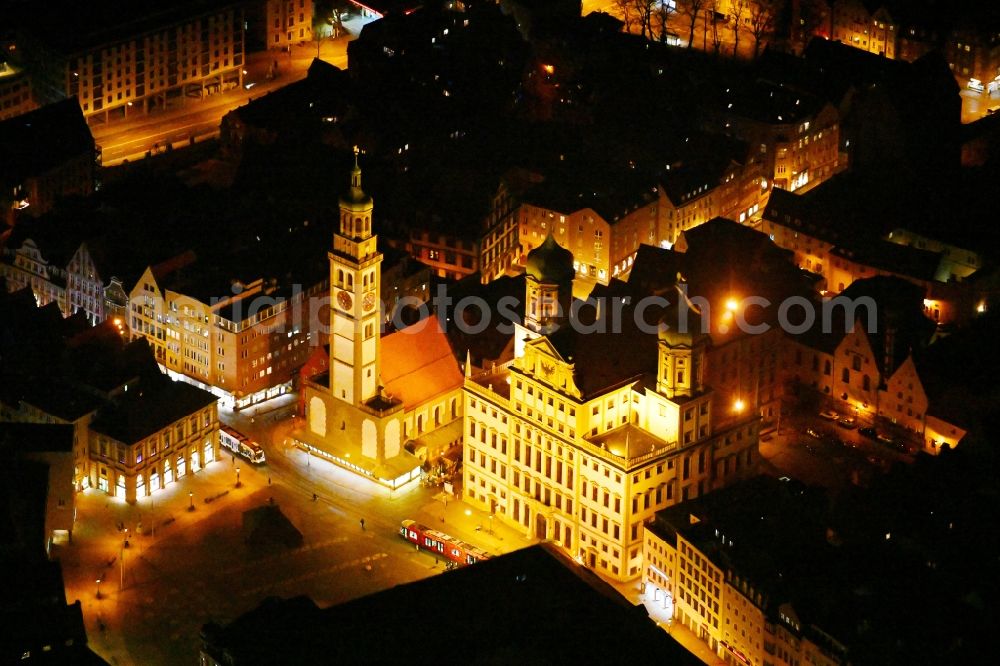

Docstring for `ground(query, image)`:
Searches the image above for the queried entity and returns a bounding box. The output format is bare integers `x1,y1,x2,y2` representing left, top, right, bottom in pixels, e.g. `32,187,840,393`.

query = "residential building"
127,224,329,409
0,286,224,500
298,152,465,486
0,59,34,120
464,236,760,582
479,143,767,290
763,184,979,325
642,476,850,666
0,378,102,497
1,218,108,324
783,275,968,452
756,39,961,178
13,0,244,122
702,80,842,193
0,98,96,222
398,229,478,281
267,0,314,49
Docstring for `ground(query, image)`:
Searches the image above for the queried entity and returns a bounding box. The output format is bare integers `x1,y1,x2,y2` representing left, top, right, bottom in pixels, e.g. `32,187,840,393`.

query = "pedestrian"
312,493,317,502
268,476,271,486
360,518,365,531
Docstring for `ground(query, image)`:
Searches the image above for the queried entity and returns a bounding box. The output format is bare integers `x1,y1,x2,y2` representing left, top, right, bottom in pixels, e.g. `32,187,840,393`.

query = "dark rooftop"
201,543,698,665
0,98,94,186
89,378,216,445
14,0,242,55
0,423,74,454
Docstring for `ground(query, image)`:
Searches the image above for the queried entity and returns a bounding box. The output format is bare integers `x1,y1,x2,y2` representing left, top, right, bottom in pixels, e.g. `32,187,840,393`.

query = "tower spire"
351,145,363,191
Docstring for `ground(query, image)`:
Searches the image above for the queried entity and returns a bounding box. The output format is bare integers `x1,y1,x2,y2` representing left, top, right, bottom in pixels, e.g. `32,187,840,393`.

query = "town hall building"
463,236,761,582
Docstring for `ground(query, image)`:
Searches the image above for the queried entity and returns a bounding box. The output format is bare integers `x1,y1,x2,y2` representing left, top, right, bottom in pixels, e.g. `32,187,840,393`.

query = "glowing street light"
95,578,102,600
188,491,194,511
488,514,494,535
235,466,242,488
733,399,746,413
725,298,739,313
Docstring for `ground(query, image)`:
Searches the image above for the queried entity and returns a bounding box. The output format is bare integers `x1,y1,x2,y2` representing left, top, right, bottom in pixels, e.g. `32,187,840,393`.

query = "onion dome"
340,147,373,209
525,234,574,284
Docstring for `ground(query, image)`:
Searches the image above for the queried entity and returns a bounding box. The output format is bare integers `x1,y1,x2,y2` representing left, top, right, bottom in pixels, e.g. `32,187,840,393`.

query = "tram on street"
400,519,491,566
220,425,266,464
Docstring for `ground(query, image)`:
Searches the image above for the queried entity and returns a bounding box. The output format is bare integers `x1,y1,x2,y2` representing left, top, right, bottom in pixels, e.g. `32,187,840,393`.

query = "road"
91,38,352,166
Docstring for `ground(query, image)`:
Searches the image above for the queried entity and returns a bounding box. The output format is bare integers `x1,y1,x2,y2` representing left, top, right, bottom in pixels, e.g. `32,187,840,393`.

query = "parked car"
859,427,877,439
876,432,895,445
837,416,857,429
819,410,839,421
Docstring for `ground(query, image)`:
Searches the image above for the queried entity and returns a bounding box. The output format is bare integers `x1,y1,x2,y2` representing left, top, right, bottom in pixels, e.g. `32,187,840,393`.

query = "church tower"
524,234,574,335
657,285,708,399
329,147,382,406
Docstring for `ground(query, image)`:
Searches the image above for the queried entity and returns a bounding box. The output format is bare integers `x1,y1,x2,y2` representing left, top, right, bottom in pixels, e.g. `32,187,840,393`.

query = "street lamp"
188,491,194,511
123,527,129,549
488,514,494,535
235,466,242,488
95,578,102,600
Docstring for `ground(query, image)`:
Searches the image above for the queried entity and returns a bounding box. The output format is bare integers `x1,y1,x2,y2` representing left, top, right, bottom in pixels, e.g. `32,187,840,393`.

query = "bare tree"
746,0,777,58
632,0,655,39
653,0,677,43
614,0,637,33
728,0,749,59
709,1,724,56
677,0,706,48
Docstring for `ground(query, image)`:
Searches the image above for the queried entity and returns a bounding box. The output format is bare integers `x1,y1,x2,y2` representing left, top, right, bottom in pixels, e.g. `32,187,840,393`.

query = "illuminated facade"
399,230,478,280
87,381,219,503
0,61,34,120
267,0,314,49
806,0,897,58
878,355,966,453
299,152,464,487
21,2,245,121
763,191,977,325
479,161,766,288
1,237,107,325
464,236,759,581
128,255,326,410
642,477,850,666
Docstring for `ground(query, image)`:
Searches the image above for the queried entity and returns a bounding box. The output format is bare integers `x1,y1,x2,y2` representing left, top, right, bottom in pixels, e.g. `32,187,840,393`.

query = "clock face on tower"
337,290,353,311
363,291,376,313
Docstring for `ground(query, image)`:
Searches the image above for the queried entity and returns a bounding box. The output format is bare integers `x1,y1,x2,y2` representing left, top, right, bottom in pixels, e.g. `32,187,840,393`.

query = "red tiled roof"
381,317,463,408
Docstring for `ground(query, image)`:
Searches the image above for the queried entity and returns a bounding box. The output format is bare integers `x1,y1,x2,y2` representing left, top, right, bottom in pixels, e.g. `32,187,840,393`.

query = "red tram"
400,519,491,566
